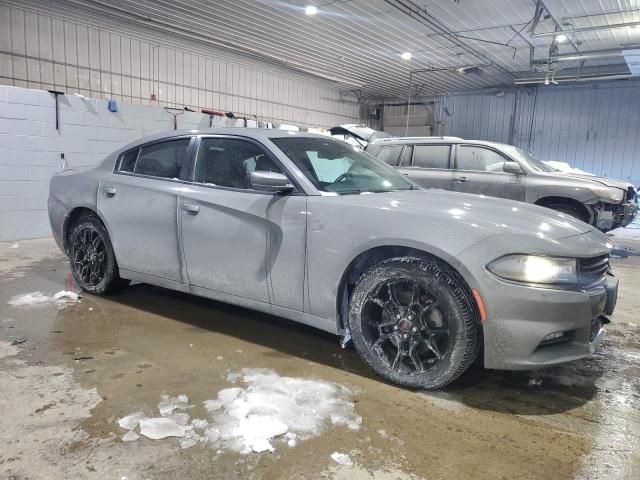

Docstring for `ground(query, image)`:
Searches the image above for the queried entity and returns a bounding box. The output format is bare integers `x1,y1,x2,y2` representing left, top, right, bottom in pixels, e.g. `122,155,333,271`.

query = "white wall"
0,85,299,241
0,3,359,128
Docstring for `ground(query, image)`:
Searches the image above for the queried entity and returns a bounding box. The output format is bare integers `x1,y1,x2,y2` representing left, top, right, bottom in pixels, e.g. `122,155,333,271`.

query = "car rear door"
398,144,454,190
179,136,307,311
452,144,525,200
97,137,194,285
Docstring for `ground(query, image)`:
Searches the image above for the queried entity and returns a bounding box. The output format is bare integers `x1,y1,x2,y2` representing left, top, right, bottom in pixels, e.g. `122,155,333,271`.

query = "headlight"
487,255,577,285
590,186,624,203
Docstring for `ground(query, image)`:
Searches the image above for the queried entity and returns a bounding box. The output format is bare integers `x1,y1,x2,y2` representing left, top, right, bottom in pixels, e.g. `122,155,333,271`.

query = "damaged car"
49,129,618,389
367,137,637,231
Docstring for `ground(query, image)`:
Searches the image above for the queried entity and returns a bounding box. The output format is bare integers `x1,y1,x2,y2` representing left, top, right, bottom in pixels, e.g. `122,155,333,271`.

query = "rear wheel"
347,257,479,390
68,214,128,294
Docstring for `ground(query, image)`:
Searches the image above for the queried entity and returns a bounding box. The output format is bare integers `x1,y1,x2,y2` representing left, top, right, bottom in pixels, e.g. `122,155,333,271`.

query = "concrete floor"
1,230,639,480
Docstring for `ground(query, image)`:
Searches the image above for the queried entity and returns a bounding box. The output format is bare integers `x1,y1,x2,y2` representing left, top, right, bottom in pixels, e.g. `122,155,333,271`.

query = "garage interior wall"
0,4,359,127
383,80,640,186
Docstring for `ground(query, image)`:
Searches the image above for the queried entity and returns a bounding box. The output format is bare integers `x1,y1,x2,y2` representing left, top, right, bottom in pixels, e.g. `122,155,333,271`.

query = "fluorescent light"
305,5,318,15
400,52,412,60
554,33,569,44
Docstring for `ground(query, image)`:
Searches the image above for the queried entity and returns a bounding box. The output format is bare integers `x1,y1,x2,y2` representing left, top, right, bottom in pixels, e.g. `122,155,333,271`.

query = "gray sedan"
48,129,618,389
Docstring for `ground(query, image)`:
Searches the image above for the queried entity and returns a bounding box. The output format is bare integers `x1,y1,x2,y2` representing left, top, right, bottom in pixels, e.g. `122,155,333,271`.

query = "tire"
545,202,591,224
348,257,479,390
68,214,127,294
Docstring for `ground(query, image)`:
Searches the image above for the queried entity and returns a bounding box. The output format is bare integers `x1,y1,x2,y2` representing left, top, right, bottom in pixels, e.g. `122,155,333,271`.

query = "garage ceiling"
24,0,640,98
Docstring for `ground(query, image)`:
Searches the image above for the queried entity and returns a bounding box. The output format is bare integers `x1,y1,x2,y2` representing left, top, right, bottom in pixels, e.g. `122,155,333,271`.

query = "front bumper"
595,200,637,230
479,274,617,370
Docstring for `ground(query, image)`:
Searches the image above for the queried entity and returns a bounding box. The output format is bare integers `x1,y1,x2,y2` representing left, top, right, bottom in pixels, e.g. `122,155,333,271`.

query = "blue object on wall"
107,99,118,112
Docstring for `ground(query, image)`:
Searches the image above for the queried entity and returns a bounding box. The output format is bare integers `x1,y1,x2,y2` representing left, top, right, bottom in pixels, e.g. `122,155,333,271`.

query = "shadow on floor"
94,279,601,417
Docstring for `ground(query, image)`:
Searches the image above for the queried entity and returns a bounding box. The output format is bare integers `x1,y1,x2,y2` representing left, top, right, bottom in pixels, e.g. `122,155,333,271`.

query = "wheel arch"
534,196,593,223
335,245,479,334
63,206,109,254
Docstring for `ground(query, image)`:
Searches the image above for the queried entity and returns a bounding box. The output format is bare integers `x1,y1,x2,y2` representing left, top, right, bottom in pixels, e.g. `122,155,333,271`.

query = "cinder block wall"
0,85,270,241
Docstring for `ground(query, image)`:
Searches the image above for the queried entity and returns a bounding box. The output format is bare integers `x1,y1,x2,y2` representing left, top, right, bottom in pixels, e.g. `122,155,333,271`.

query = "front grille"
579,255,609,286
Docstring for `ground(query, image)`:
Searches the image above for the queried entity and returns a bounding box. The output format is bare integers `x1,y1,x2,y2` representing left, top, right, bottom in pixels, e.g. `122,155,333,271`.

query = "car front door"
452,144,525,200
97,137,194,285
397,144,454,190
179,136,307,311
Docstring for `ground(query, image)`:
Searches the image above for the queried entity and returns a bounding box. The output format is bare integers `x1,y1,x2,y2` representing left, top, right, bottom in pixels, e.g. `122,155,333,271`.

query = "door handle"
182,203,200,215
102,186,117,197
454,176,469,183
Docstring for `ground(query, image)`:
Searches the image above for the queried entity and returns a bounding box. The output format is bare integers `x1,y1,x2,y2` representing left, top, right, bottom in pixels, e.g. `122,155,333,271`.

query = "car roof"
119,127,331,151
370,136,511,149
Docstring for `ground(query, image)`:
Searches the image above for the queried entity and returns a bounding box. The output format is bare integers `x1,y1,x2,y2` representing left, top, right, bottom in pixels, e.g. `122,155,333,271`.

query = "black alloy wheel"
348,257,480,389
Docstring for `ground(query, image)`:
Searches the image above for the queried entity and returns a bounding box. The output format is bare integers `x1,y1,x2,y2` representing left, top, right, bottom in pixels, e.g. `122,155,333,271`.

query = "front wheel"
348,257,480,390
545,202,591,224
68,215,127,294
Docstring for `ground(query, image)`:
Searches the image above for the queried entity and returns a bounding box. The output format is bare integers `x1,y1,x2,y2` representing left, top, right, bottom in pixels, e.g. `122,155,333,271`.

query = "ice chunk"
170,413,190,426
203,399,223,412
234,414,288,453
9,243,19,249
191,418,209,430
122,430,139,442
118,411,145,430
8,291,80,307
53,290,80,302
205,427,220,443
331,452,353,466
158,394,189,416
217,387,243,405
179,437,199,449
139,417,187,439
8,292,53,307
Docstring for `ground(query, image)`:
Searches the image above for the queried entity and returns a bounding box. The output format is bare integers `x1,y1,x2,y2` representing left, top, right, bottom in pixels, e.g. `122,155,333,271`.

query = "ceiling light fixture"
554,33,569,44
305,5,318,15
400,52,412,60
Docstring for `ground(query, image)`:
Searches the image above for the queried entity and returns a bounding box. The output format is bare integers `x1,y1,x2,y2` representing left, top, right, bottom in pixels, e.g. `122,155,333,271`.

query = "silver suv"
366,137,637,231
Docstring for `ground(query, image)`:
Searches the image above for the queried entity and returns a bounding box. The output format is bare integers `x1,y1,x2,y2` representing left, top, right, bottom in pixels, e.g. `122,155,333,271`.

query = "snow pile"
117,369,361,454
205,369,361,453
7,291,80,308
9,243,20,249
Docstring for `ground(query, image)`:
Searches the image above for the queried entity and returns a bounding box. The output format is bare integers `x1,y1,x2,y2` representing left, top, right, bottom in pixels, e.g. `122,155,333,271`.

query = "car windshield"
271,137,416,194
503,145,556,172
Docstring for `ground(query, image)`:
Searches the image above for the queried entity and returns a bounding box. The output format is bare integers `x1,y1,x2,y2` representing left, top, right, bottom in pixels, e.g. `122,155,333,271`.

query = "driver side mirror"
503,162,523,175
248,171,294,194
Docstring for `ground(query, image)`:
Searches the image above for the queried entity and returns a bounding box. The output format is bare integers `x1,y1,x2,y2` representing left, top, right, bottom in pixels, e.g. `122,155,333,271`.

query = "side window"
134,139,191,179
399,146,413,166
413,145,451,169
118,149,139,173
375,145,403,166
457,146,509,172
195,138,283,189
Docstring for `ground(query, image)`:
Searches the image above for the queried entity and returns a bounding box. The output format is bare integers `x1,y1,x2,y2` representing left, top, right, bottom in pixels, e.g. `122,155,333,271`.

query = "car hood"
551,172,632,191
335,189,594,240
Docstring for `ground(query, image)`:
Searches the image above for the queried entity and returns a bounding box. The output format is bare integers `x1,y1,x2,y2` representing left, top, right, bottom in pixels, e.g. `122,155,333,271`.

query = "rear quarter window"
413,145,451,169
374,145,403,166
118,149,139,173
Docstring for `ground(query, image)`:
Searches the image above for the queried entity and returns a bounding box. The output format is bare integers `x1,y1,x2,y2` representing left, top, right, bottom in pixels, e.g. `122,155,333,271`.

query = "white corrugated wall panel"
426,81,640,185
0,4,358,127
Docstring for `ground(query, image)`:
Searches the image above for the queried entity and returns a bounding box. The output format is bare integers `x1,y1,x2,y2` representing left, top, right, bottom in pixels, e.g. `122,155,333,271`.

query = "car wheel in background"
348,257,480,390
68,214,128,294
545,202,591,224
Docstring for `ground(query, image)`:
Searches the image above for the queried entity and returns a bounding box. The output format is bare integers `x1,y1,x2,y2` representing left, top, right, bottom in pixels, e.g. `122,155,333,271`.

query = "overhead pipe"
532,20,640,38
514,73,632,84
